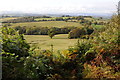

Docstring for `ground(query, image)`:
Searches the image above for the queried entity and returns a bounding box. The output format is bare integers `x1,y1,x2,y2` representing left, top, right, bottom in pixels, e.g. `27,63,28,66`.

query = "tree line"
2,16,94,23
14,26,76,35
13,26,94,39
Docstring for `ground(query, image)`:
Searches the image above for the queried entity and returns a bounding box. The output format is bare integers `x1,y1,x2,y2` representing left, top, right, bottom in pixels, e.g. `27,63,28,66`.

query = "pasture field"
24,34,78,51
34,17,72,21
1,17,19,22
84,17,94,21
10,21,82,28
34,17,56,21
92,24,105,29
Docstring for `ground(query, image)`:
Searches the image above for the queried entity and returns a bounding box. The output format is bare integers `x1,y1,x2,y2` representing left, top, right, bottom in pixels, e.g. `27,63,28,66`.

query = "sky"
0,0,119,14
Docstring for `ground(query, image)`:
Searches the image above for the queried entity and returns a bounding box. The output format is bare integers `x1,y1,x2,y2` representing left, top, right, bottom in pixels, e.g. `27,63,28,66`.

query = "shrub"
2,27,30,79
2,27,30,57
68,27,94,39
48,28,56,39
68,28,86,39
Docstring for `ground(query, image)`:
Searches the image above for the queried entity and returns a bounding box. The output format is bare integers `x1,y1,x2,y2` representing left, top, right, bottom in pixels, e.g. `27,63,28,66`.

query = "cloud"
0,0,118,14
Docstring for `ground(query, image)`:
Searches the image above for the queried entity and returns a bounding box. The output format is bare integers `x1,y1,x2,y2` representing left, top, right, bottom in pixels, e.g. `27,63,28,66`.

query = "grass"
10,21,82,28
62,17,72,19
1,17,19,22
34,17,56,21
24,34,78,51
92,24,105,29
84,18,94,21
34,17,72,21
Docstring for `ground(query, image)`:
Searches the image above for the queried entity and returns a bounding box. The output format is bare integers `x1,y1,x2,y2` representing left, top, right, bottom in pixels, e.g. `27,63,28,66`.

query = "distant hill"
0,11,113,18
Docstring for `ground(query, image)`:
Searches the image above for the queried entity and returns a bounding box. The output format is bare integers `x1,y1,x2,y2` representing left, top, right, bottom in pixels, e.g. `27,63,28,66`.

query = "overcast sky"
0,0,119,14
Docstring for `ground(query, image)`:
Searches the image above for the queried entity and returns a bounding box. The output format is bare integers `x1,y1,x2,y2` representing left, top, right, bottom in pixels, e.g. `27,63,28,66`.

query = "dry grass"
10,21,82,28
1,17,19,22
24,34,79,51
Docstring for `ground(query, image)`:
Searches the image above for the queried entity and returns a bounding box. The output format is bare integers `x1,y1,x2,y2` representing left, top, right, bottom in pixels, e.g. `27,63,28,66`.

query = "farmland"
34,17,73,21
9,21,82,28
0,17,19,22
24,34,78,51
34,17,56,21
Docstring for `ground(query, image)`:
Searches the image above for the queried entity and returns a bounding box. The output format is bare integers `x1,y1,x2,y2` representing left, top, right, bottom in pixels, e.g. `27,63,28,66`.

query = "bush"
68,28,86,39
14,26,26,34
82,14,120,79
2,27,30,57
2,27,30,79
48,28,56,39
68,27,94,39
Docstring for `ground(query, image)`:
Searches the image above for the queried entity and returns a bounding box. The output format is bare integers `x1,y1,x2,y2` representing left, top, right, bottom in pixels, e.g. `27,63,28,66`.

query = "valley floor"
24,34,78,51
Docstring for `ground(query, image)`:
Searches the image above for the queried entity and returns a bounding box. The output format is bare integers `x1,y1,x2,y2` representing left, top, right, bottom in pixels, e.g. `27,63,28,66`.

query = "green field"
34,17,72,21
34,17,56,21
92,24,105,29
1,17,19,22
24,34,78,51
10,21,82,28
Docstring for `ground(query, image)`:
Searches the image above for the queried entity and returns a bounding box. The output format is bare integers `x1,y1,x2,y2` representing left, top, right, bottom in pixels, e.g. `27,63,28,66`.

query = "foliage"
14,26,76,35
68,28,86,39
2,27,30,79
48,28,56,39
68,27,94,39
82,14,120,79
14,26,26,34
2,27,30,57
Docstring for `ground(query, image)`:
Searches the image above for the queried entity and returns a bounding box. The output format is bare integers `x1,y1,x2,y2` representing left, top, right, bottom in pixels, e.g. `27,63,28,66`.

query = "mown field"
34,17,72,21
24,34,78,51
34,17,56,21
0,17,19,22
10,21,82,28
